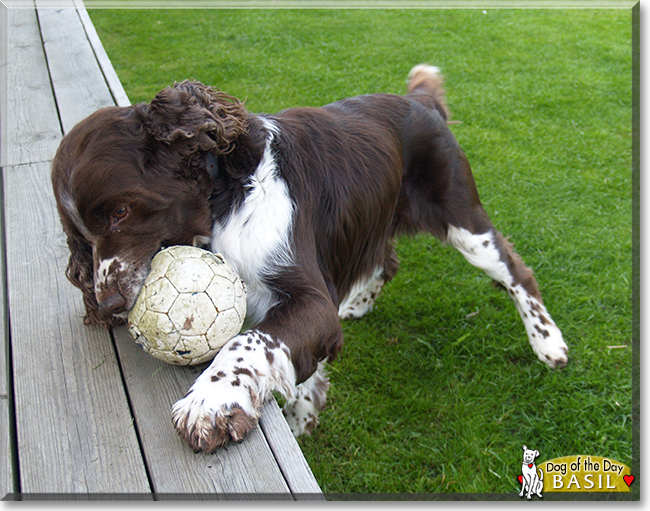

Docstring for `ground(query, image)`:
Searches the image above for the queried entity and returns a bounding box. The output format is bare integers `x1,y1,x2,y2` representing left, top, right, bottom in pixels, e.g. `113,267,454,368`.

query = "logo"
516,446,635,496
541,455,633,492
518,445,544,499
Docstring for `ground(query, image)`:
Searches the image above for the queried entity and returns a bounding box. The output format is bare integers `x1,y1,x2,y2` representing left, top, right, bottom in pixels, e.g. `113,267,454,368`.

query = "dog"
51,65,568,452
520,445,544,499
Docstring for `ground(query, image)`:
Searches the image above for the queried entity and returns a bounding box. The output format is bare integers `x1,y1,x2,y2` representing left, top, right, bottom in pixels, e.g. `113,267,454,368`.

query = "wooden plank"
4,162,150,494
0,0,7,400
2,4,17,496
36,0,115,133
73,0,131,108
1,1,7,168
259,402,324,498
0,34,11,485
1,400,13,497
2,3,14,498
112,326,294,497
0,226,10,499
0,215,15,497
1,4,62,167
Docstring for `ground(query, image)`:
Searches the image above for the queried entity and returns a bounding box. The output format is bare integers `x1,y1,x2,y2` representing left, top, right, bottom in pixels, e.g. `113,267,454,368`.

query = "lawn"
90,7,635,496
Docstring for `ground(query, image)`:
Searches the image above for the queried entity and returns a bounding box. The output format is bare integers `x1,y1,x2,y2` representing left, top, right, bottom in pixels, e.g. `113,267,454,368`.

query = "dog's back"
268,66,467,302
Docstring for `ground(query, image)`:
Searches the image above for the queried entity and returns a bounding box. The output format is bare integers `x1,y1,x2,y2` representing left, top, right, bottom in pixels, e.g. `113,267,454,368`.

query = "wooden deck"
0,0,323,500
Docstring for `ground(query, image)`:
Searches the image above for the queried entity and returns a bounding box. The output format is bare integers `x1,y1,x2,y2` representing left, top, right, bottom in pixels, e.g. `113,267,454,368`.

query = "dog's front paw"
171,374,260,452
171,330,297,452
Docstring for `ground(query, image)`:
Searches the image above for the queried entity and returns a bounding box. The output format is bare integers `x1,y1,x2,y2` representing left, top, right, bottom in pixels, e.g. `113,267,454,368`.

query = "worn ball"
127,246,246,365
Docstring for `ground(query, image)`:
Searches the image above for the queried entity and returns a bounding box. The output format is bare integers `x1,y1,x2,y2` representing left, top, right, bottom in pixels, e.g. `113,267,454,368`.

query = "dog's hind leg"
282,360,330,436
337,267,386,319
445,221,568,368
399,147,567,367
402,64,567,368
338,242,400,320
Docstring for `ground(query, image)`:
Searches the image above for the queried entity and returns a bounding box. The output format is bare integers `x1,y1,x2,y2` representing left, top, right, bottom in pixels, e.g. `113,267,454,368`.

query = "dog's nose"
98,292,127,317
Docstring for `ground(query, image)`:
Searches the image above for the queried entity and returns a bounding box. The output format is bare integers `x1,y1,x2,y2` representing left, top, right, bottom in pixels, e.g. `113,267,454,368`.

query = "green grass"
90,8,634,495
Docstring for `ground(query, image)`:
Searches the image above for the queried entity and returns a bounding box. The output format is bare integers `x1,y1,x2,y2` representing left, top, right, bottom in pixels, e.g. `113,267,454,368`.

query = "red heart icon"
623,475,635,487
528,463,533,468
518,475,523,484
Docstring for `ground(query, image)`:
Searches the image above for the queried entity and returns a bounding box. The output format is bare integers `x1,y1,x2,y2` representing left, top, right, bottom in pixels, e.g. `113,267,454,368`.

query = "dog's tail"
407,64,451,122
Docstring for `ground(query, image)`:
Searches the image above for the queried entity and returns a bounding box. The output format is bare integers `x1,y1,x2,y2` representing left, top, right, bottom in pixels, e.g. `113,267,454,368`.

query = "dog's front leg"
171,286,343,452
171,329,296,452
526,474,535,500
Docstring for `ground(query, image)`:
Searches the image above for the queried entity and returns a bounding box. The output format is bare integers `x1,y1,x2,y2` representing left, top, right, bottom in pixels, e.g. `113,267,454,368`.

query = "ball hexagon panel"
135,309,181,350
145,249,176,283
165,257,214,294
207,307,244,350
168,292,219,334
144,276,180,314
206,275,239,312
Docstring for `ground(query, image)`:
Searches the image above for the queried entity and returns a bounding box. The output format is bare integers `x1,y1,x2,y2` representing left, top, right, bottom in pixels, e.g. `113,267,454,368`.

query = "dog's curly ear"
137,80,249,159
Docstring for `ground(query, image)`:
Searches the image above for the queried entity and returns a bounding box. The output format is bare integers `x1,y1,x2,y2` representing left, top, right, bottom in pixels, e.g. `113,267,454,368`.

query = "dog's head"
52,81,249,326
522,445,540,464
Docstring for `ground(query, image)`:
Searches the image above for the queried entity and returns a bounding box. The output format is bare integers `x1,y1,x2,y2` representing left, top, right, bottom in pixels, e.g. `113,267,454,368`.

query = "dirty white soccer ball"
127,246,246,365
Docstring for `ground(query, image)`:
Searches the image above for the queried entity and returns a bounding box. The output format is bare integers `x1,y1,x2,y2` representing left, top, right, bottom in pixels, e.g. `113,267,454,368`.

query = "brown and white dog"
52,65,568,453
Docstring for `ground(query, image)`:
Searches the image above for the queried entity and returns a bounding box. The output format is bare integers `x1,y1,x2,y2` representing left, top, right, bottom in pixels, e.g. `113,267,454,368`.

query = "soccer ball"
127,246,246,365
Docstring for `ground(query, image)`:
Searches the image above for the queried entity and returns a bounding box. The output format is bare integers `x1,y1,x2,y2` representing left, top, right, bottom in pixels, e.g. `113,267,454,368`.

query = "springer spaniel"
52,65,568,453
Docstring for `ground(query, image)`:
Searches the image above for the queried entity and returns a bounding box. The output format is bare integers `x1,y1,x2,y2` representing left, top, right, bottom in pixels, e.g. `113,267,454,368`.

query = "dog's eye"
113,206,128,220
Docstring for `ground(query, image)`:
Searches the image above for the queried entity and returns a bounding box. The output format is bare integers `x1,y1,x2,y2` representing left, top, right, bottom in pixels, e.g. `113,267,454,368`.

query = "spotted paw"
532,327,568,369
282,361,329,436
171,330,296,452
171,375,260,452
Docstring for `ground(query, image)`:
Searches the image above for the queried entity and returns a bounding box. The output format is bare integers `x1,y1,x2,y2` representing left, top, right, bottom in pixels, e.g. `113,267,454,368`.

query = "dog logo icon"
518,445,544,499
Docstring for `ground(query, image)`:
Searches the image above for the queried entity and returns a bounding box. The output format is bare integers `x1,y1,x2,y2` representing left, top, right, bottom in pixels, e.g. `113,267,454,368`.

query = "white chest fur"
211,119,294,327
